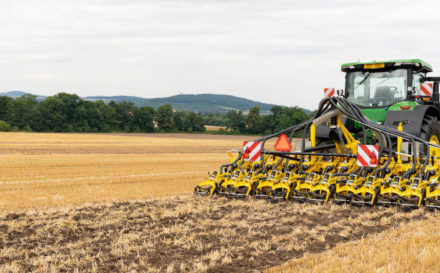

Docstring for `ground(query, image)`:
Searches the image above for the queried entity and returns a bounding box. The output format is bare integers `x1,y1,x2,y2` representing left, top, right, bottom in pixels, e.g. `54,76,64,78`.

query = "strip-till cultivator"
195,59,440,209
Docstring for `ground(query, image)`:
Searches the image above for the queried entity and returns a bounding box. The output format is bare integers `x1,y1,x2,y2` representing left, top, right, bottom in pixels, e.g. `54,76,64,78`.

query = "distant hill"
84,94,279,113
0,91,28,98
0,91,47,101
0,91,311,114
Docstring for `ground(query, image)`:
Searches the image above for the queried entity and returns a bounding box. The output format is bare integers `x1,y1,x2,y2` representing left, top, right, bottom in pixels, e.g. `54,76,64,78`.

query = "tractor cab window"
346,69,408,107
412,73,426,96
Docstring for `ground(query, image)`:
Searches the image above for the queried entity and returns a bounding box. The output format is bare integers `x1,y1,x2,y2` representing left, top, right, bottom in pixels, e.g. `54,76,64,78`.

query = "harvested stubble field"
0,132,439,273
0,132,249,210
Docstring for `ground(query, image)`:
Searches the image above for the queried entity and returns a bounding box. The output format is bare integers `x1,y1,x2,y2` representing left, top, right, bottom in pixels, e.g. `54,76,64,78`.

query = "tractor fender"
383,105,440,136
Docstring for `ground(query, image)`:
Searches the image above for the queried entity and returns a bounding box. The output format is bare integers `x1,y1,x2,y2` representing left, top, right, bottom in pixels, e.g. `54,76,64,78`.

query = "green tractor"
317,59,440,151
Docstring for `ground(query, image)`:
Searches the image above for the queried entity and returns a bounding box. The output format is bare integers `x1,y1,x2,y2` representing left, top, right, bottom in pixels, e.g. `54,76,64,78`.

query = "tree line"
0,93,204,133
204,106,309,135
0,93,310,135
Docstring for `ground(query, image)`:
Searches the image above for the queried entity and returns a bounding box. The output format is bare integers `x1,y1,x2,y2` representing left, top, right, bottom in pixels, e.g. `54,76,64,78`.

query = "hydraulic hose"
220,152,242,174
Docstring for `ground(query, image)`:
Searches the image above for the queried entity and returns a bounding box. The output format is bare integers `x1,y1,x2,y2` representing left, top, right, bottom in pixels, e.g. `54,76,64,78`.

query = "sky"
1,0,440,108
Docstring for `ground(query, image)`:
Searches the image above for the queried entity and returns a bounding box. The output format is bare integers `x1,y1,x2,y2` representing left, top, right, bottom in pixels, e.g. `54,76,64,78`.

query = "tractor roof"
341,59,432,73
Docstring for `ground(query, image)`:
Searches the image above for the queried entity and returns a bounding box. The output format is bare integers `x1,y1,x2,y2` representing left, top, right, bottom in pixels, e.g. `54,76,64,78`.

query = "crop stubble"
0,132,249,210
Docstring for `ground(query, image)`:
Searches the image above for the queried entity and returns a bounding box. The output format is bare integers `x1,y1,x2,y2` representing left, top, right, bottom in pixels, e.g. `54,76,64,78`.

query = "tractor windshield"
346,69,408,107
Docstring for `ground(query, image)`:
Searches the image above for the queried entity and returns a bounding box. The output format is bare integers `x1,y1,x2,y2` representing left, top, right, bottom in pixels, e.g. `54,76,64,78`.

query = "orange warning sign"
274,134,292,152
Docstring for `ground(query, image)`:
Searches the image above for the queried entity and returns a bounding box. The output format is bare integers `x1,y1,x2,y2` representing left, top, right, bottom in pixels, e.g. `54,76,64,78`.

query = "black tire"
388,116,440,156
419,115,440,156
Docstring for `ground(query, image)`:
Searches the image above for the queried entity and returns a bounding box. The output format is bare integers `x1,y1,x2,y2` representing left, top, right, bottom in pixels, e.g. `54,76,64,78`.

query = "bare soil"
0,195,427,273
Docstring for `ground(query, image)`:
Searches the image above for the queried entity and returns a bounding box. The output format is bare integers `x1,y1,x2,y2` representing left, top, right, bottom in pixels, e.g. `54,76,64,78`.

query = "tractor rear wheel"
419,115,440,156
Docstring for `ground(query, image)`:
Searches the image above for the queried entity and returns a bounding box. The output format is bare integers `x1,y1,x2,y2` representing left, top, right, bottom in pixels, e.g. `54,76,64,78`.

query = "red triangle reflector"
274,134,292,152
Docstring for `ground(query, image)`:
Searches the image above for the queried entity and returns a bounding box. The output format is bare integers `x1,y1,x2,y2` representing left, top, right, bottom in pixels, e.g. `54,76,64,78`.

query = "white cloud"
1,0,440,108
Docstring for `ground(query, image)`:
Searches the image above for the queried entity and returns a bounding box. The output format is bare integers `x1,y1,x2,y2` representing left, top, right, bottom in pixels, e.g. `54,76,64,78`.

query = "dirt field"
267,212,440,273
0,195,428,273
0,132,439,272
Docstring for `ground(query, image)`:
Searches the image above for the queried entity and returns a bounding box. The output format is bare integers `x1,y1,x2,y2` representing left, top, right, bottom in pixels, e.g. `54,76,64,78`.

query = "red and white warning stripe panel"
243,141,262,162
324,88,335,98
420,82,433,97
357,144,379,167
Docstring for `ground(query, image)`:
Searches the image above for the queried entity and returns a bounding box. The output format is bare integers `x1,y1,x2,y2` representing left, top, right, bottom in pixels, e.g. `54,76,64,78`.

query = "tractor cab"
341,59,439,123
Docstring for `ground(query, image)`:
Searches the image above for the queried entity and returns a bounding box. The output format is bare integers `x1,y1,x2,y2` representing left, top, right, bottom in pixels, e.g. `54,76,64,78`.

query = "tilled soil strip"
0,195,427,273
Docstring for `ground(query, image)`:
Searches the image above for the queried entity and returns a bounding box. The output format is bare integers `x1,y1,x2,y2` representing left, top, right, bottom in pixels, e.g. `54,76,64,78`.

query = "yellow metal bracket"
397,122,403,163
337,115,359,154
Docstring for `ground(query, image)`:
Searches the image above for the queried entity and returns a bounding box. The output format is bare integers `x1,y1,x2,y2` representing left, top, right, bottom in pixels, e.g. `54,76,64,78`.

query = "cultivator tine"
255,170,277,199
194,171,219,196
426,178,440,209
308,173,331,204
398,178,424,209
351,175,380,206
378,176,402,206
270,168,293,202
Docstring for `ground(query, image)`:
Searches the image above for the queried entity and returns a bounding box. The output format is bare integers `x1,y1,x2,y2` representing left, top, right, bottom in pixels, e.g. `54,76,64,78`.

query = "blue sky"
1,0,440,108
